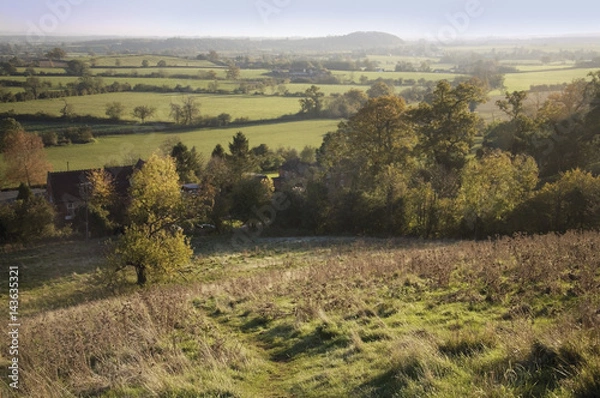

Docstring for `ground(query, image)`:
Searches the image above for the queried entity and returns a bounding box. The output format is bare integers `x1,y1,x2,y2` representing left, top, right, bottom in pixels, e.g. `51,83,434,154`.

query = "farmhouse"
272,158,312,191
46,160,144,221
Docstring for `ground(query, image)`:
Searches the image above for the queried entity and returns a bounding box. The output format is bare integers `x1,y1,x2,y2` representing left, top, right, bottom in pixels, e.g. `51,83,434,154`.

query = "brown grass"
2,232,600,396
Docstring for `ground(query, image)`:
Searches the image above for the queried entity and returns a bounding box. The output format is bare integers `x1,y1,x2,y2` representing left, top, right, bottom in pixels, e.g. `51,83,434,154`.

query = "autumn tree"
132,105,156,124
510,169,600,233
367,81,395,98
64,59,90,76
411,80,485,172
457,150,538,238
484,91,539,156
0,188,56,243
111,154,192,286
3,130,52,186
327,89,369,118
84,169,123,236
316,96,416,233
229,176,273,224
0,118,23,152
322,95,415,187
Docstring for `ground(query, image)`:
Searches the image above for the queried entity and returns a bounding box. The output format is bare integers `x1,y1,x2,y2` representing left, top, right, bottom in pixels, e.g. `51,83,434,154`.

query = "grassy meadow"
43,119,338,171
1,232,600,397
0,93,304,122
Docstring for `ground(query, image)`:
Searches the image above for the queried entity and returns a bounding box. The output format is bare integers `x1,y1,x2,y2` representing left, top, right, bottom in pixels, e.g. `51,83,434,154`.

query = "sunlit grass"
2,233,600,397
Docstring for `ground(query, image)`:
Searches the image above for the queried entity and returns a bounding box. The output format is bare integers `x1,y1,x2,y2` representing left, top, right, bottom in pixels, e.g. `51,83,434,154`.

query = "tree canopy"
111,154,192,286
3,130,52,186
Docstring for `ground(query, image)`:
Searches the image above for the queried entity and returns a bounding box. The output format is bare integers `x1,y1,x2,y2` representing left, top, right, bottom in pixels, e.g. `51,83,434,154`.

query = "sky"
0,0,598,40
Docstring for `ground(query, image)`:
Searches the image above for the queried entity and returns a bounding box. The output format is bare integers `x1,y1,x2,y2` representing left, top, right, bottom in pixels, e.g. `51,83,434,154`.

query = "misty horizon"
1,0,599,43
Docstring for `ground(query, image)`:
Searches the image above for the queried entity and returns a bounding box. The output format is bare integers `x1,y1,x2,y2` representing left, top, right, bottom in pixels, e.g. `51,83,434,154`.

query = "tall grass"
2,232,600,396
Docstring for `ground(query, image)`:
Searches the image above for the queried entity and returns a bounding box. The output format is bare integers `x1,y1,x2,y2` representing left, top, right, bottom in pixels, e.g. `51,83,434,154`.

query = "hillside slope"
2,233,600,397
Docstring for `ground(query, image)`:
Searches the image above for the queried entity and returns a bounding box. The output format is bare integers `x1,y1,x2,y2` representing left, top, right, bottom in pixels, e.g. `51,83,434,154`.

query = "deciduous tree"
105,102,125,120
132,105,156,124
3,130,52,186
299,85,324,116
367,81,395,98
170,97,200,125
46,47,67,60
226,64,241,80
457,150,538,238
411,80,485,172
111,154,192,286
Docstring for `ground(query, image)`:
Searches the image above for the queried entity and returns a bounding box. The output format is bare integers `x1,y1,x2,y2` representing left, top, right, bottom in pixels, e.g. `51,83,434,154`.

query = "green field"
0,92,304,122
44,119,339,171
500,68,598,93
85,54,218,68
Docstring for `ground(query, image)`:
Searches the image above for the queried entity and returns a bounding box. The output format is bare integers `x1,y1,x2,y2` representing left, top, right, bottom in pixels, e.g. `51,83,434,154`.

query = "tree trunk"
136,265,147,286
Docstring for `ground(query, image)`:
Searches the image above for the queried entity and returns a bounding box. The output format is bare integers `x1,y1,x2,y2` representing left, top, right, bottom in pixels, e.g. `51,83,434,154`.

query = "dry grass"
1,232,600,396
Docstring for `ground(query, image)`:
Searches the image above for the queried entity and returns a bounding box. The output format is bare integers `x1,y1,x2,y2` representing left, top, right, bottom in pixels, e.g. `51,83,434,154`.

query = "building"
46,160,144,221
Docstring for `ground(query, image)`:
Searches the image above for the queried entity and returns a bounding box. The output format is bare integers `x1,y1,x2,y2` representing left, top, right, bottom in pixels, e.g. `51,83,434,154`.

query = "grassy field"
44,119,339,171
0,92,303,122
1,232,599,397
502,68,599,92
85,55,218,68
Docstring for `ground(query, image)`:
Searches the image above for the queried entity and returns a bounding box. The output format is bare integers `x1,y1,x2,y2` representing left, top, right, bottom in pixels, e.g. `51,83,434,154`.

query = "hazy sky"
0,0,598,40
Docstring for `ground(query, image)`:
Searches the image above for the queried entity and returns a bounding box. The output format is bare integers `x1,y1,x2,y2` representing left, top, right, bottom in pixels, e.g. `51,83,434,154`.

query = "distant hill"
47,32,404,55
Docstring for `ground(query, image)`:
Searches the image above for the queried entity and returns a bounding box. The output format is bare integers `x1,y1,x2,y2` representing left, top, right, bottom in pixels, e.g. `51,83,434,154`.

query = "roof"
47,169,93,205
0,189,46,204
47,164,139,205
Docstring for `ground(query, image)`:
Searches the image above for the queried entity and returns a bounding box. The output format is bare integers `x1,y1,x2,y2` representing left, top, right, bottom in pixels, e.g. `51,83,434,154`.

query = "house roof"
0,189,46,204
47,163,140,205
47,169,93,205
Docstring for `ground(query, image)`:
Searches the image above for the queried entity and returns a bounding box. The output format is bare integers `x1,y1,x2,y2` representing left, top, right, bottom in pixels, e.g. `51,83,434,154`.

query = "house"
46,160,144,221
272,159,312,191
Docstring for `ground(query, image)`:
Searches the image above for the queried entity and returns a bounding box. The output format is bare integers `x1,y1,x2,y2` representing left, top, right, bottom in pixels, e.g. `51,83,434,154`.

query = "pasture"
84,54,218,68
44,119,338,171
0,92,304,122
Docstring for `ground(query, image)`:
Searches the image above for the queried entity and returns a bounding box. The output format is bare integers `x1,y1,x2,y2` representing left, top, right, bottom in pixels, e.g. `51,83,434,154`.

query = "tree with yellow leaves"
111,154,192,286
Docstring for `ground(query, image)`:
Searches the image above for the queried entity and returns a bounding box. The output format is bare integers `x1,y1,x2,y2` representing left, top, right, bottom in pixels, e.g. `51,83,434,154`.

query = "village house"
272,158,312,191
46,160,144,221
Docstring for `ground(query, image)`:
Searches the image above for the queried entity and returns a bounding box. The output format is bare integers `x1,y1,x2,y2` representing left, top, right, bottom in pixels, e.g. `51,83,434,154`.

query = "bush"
0,196,57,243
62,126,94,144
509,169,600,234
40,131,58,147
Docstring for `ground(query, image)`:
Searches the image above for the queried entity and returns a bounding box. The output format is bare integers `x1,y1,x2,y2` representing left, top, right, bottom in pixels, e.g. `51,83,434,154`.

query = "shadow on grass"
1,239,136,315
192,234,425,258
1,239,107,288
354,369,408,398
